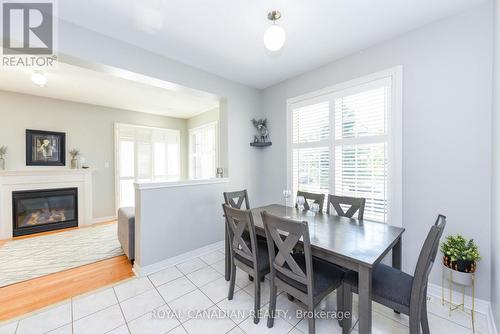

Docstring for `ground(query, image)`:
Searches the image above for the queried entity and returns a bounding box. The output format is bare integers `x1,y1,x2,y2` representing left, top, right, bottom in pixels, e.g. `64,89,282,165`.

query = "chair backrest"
222,204,258,265
410,214,446,309
296,191,325,212
223,190,250,210
261,211,314,294
326,195,366,220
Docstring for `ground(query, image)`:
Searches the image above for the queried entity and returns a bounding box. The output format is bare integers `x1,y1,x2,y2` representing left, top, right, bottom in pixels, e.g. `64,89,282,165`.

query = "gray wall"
260,5,493,300
56,20,263,266
491,0,500,327
0,90,187,219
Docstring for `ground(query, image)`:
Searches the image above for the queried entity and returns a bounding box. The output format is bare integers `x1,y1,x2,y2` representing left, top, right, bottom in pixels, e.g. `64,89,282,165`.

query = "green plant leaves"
440,234,481,262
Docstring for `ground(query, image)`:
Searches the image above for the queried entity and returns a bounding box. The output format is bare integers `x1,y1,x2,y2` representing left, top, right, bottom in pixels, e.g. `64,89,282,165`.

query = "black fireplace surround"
12,187,78,237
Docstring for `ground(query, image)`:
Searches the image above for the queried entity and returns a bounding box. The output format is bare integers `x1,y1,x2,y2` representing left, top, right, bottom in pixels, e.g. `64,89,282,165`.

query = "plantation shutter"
290,77,391,223
333,79,390,222
291,100,330,206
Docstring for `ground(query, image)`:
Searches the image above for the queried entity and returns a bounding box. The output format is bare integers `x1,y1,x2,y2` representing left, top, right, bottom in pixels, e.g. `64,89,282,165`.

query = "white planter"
443,265,474,286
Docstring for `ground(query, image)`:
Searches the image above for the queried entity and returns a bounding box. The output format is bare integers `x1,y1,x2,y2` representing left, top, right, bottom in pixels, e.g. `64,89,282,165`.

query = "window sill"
134,178,230,190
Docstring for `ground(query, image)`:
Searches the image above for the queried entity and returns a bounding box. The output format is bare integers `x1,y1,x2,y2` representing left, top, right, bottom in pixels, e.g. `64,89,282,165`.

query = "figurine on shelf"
251,118,270,143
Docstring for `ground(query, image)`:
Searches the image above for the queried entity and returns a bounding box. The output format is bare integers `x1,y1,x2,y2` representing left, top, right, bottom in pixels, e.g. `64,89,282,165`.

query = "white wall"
491,0,500,327
261,5,493,300
0,90,188,219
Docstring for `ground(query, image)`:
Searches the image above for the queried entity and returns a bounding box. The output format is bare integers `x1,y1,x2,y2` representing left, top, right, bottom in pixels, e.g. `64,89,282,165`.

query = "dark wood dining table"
224,204,405,334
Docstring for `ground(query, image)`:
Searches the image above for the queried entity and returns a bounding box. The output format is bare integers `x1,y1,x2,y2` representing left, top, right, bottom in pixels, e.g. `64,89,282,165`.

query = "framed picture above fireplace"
26,129,66,166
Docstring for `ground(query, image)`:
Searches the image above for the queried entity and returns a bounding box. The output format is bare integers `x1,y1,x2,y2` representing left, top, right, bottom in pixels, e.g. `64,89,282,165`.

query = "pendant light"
264,10,286,52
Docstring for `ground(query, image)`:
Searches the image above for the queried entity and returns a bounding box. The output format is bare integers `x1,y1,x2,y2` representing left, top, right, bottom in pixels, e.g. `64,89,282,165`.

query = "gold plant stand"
441,266,476,333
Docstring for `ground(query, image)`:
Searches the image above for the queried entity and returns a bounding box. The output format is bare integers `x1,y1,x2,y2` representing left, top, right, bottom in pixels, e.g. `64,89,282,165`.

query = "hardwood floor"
0,254,134,321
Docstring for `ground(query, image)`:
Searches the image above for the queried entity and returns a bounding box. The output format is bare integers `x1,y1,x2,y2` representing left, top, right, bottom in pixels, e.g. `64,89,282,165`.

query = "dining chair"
339,214,446,334
326,195,366,220
223,189,266,282
223,189,250,209
222,204,270,324
296,191,325,212
261,211,345,334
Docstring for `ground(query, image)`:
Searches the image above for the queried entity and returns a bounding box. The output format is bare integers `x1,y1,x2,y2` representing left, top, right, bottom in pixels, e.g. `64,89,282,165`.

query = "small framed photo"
26,129,66,166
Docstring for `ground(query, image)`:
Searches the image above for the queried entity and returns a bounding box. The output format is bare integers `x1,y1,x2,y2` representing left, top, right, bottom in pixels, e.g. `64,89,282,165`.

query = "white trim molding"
427,283,498,334
286,66,403,226
134,177,230,190
133,240,224,276
93,216,117,224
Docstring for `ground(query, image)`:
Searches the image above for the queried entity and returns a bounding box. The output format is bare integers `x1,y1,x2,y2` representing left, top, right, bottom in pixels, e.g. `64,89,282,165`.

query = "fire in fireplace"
12,188,78,237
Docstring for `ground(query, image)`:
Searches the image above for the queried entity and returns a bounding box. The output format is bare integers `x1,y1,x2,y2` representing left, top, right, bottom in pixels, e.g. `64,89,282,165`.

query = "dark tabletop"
251,204,405,268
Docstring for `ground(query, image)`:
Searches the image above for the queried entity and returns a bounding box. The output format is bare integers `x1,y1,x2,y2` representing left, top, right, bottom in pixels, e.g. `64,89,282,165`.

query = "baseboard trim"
427,283,497,334
92,216,116,224
488,304,498,334
133,240,224,276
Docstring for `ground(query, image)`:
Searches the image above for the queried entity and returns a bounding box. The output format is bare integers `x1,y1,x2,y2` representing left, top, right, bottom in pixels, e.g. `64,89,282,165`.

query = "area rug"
0,223,124,287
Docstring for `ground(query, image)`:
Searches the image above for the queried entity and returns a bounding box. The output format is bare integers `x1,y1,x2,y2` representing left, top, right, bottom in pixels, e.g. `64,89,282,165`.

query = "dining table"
224,204,405,334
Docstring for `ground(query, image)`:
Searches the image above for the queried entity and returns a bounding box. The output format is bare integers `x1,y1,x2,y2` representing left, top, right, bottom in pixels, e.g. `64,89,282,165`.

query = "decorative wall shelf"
250,142,272,148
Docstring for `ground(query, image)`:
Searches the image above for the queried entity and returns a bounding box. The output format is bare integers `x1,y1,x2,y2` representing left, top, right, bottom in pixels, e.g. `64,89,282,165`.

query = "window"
115,124,180,207
189,122,218,179
288,68,402,224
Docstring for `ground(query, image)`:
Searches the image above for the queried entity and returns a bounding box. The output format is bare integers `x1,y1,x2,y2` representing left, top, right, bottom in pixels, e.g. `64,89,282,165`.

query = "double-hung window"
288,68,401,224
115,124,180,208
189,122,218,179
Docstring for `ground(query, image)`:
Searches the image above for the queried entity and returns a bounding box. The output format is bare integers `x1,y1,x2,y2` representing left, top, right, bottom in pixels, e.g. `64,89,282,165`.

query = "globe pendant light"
264,10,285,52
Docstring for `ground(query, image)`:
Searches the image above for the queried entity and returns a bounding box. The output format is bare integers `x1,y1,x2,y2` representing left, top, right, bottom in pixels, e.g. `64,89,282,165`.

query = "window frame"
188,121,219,180
286,66,402,226
114,123,181,210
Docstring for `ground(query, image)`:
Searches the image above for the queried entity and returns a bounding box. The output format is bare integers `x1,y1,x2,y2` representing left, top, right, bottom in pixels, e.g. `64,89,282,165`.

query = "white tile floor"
0,248,489,334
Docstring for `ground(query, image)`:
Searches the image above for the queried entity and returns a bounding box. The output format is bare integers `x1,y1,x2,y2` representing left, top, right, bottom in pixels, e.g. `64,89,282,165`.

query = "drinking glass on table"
310,203,320,235
310,203,320,215
296,196,305,218
282,189,292,217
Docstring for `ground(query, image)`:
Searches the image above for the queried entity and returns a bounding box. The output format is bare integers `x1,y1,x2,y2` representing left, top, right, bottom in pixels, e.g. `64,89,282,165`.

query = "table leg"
358,266,372,334
392,237,402,314
392,237,402,270
225,225,230,281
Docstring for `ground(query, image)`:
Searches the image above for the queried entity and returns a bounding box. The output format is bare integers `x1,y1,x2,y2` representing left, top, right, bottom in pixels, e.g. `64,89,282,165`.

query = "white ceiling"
57,0,487,89
0,62,220,119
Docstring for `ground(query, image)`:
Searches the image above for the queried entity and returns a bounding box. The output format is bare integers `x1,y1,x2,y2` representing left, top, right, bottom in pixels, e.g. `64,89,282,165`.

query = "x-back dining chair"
223,189,250,210
261,211,345,334
326,195,366,220
223,189,266,282
222,204,270,324
296,191,325,212
340,214,447,334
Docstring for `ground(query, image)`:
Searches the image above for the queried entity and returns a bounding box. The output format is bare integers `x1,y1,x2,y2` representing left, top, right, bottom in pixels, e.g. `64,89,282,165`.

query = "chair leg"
267,278,278,328
307,311,315,334
341,283,352,334
336,285,344,328
254,272,261,324
421,293,430,334
409,307,421,334
228,263,236,300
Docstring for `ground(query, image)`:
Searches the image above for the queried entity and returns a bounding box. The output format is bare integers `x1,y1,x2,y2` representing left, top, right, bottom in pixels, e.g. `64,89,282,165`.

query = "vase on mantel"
0,157,4,170
71,158,78,169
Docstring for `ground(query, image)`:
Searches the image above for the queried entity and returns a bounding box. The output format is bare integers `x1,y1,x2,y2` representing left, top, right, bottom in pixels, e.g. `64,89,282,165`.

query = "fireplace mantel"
0,169,94,239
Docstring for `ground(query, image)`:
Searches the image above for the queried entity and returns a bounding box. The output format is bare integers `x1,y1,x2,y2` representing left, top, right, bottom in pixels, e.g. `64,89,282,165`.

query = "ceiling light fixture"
31,71,47,87
264,10,286,52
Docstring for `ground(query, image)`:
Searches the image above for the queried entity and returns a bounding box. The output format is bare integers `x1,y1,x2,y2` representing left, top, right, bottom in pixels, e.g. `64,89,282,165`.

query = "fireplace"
12,187,78,237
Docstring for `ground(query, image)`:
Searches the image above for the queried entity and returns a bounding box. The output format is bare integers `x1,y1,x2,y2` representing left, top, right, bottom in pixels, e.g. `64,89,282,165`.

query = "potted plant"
441,234,481,285
0,146,7,170
69,149,80,169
